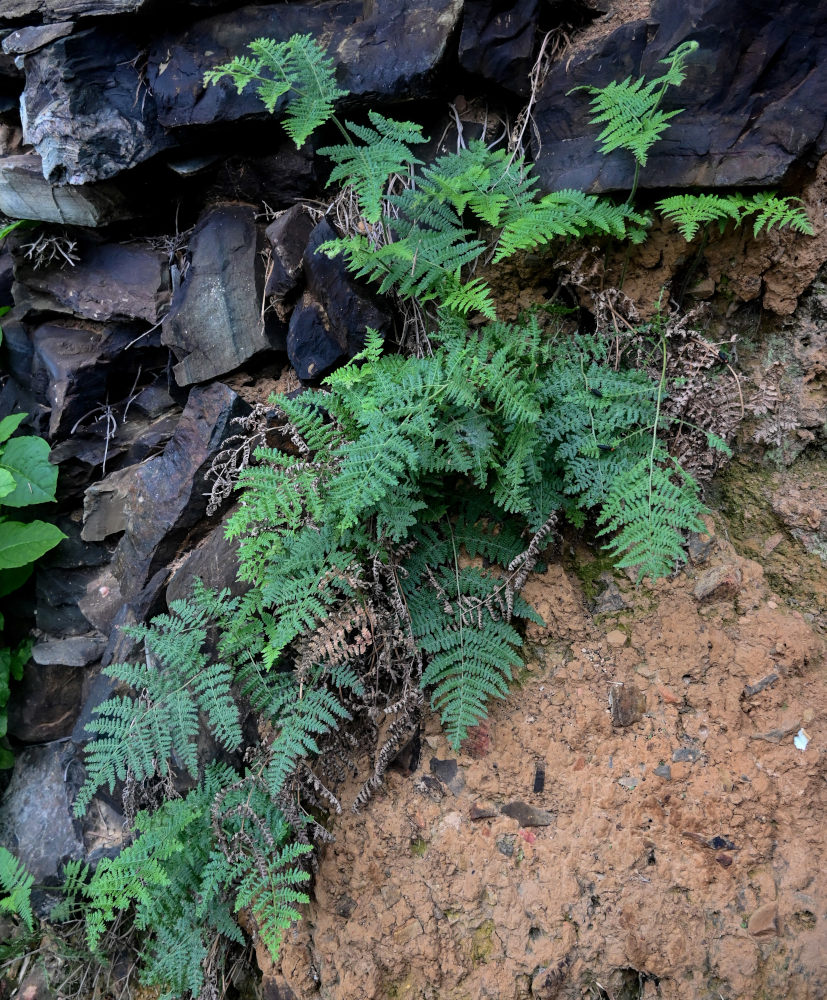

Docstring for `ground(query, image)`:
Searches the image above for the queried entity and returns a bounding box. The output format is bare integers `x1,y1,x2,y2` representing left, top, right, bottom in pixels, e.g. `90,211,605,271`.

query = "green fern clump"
573,41,699,169
67,33,818,998
203,34,346,146
75,598,242,815
0,845,34,931
657,191,814,240
65,765,312,999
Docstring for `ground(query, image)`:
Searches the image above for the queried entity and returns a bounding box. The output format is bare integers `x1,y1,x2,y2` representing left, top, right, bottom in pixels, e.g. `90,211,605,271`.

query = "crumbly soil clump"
271,514,826,1000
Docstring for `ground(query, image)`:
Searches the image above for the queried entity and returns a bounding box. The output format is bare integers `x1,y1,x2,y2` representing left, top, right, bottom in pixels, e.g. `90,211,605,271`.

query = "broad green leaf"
0,470,14,500
0,564,33,598
0,519,66,569
0,414,27,447
0,437,59,507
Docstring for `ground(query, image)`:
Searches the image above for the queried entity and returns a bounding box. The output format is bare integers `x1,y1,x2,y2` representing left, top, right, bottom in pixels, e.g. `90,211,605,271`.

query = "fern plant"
657,191,813,240
66,34,816,1000
0,845,34,931
572,40,698,200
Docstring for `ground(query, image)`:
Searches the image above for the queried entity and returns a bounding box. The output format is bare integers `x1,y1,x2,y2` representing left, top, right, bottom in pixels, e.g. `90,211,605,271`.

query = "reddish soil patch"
269,519,826,1000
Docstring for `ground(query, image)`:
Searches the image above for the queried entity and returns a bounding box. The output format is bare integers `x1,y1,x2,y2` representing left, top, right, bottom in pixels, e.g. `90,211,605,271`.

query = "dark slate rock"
147,0,464,129
36,566,106,635
501,800,554,827
430,756,466,795
162,204,286,386
0,154,132,225
2,24,73,55
653,764,672,779
14,241,171,324
287,293,348,381
20,29,173,185
609,681,646,727
0,306,32,385
77,568,122,634
264,204,316,318
130,380,178,420
207,142,320,208
532,0,827,194
69,670,118,745
0,745,84,883
30,322,147,439
458,0,539,95
6,658,86,742
0,253,14,310
50,408,179,500
303,219,392,358
672,746,700,763
91,566,169,666
31,635,107,667
109,383,249,599
0,0,150,22
166,517,244,606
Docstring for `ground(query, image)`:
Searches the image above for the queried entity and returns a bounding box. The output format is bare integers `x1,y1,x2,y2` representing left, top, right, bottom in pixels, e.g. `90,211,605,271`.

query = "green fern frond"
574,40,699,166
407,561,524,748
319,111,427,223
657,193,744,240
741,192,814,237
0,846,34,931
598,455,706,581
657,191,813,240
409,140,538,227
495,190,649,261
76,603,242,815
204,34,346,147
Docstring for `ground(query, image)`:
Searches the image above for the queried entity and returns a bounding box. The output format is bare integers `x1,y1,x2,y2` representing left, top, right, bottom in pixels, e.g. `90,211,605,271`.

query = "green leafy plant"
68,33,813,999
657,191,812,241
571,40,699,200
0,396,66,766
0,845,35,931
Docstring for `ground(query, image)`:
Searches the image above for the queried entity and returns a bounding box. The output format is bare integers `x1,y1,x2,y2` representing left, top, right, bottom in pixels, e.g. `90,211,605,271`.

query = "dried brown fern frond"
205,404,273,515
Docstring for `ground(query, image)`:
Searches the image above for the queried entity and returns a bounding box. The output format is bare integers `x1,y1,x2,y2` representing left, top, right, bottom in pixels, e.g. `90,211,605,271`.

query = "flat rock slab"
30,322,148,439
108,382,249,598
0,0,149,23
303,219,391,356
165,517,244,606
500,800,555,827
2,23,74,56
6,659,86,742
21,28,172,184
458,0,538,96
31,635,107,667
15,241,170,323
265,204,316,317
0,745,84,883
532,0,827,193
163,204,285,386
148,0,463,128
0,154,131,225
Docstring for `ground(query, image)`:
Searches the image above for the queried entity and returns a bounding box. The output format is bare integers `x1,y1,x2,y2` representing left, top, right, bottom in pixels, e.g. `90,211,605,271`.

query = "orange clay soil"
263,514,826,1000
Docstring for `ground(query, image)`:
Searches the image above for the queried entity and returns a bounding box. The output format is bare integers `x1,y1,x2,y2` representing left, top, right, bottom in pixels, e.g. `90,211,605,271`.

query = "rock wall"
0,1,825,997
